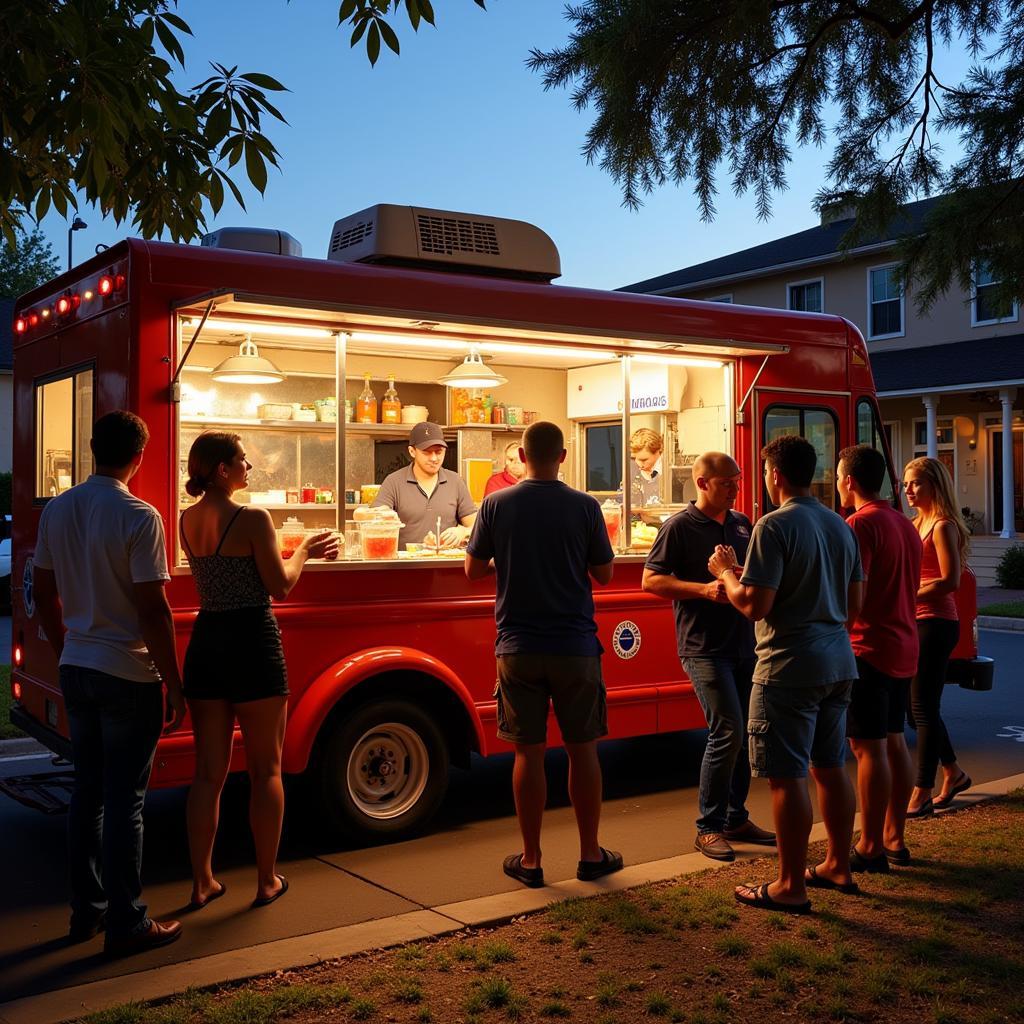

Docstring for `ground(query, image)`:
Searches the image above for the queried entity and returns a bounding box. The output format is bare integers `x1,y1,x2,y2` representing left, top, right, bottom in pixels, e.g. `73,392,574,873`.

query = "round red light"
12,680,22,700
14,318,26,334
28,313,39,327
56,296,71,315
98,276,113,295
13,645,23,669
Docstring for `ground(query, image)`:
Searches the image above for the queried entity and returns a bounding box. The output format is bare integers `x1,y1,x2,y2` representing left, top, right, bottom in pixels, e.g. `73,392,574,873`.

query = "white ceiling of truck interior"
176,292,788,369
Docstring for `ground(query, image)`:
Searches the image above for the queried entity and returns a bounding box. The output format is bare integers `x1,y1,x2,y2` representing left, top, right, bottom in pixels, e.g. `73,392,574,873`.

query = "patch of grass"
603,896,662,935
766,941,806,970
765,912,790,931
451,942,477,963
539,931,563,945
933,1005,966,1024
394,943,427,967
715,935,751,957
579,951,595,964
0,666,24,739
978,600,1024,617
433,953,452,972
391,978,424,1004
478,940,518,965
350,997,376,1020
549,897,591,926
711,993,730,1012
416,1009,432,1023
571,930,590,950
547,985,567,999
201,984,352,1024
645,992,672,1016
774,969,798,995
540,1001,572,1018
596,973,621,1007
360,969,389,992
801,925,820,940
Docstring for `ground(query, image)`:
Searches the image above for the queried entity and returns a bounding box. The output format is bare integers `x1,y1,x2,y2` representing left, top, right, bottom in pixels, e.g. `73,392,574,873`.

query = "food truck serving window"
35,368,94,500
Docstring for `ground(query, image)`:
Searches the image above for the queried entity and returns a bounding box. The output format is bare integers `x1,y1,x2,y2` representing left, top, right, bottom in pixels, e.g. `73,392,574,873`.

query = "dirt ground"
86,792,1024,1024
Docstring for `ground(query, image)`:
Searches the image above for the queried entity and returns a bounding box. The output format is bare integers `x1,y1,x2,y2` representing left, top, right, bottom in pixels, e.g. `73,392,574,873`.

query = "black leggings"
907,618,960,788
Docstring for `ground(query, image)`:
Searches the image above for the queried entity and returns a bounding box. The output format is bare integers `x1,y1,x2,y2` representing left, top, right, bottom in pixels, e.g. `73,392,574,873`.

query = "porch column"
999,387,1017,538
922,393,939,459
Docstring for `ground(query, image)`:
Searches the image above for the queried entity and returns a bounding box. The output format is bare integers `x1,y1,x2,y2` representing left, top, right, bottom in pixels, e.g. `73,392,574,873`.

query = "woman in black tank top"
180,432,338,909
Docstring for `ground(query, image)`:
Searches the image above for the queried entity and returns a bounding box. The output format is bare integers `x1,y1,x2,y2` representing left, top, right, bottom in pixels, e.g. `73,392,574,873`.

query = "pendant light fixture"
211,336,286,385
437,345,507,389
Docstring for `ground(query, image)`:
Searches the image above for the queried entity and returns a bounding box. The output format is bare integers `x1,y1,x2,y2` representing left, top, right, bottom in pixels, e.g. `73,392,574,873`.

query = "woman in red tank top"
903,458,972,821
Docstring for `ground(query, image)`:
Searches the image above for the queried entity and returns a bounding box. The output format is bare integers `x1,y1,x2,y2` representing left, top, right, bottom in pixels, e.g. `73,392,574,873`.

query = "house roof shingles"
870,335,1024,394
620,196,941,295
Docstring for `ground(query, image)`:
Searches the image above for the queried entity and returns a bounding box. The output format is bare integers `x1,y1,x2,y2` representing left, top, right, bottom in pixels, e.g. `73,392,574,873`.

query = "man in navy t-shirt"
466,421,622,889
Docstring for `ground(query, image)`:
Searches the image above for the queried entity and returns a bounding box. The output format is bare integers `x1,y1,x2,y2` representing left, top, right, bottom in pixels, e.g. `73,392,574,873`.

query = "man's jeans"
59,665,163,937
682,657,755,835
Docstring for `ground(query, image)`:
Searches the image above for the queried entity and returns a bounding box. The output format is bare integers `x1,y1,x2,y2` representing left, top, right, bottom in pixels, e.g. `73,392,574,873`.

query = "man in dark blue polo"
372,421,477,548
643,452,775,861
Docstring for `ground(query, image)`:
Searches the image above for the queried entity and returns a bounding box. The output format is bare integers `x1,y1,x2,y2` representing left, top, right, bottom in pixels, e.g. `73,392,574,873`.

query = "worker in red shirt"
484,441,526,497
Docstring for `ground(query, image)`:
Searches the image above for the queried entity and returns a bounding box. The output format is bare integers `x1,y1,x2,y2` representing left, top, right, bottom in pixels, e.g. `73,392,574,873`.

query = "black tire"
318,699,449,841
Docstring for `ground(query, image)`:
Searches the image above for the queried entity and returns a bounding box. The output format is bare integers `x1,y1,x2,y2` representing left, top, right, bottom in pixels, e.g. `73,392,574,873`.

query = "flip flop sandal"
734,882,811,915
804,865,861,895
577,847,624,881
503,854,545,889
934,773,972,809
188,882,227,912
850,847,890,874
252,875,289,908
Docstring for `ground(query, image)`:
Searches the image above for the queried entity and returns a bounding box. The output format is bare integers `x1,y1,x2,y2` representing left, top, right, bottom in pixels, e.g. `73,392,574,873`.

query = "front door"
991,427,1024,533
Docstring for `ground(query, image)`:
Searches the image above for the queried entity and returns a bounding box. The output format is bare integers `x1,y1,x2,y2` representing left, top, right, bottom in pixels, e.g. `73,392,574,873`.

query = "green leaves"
339,0,488,63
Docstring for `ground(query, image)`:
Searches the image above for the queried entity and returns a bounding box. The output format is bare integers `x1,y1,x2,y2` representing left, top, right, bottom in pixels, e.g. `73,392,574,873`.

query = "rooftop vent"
201,227,302,257
327,204,560,281
819,202,858,227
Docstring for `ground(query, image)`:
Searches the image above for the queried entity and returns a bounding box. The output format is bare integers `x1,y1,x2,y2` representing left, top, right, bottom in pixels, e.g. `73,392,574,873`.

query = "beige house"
623,198,1024,561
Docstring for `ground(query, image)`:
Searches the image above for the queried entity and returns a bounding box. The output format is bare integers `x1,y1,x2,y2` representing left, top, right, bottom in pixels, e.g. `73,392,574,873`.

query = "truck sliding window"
584,422,622,494
855,398,896,502
34,368,94,501
763,404,838,510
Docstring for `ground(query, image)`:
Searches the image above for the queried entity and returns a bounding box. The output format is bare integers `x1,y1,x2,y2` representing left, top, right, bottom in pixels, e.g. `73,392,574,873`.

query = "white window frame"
866,263,905,341
787,276,824,313
912,415,957,490
704,293,733,303
971,260,1019,327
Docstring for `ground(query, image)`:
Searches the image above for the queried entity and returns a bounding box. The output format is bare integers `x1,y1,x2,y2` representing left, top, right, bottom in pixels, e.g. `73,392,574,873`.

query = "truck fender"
282,646,486,774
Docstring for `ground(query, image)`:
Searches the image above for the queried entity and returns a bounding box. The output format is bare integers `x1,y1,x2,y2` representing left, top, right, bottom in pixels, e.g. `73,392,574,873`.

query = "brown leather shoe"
104,918,182,958
695,833,735,861
723,820,777,846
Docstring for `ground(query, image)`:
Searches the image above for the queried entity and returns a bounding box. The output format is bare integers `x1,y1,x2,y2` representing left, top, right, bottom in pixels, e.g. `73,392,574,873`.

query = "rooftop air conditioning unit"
326,204,561,282
201,227,302,257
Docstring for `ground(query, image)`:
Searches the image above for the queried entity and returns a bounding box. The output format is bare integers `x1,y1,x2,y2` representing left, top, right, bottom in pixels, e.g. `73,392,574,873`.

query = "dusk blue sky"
40,2,978,290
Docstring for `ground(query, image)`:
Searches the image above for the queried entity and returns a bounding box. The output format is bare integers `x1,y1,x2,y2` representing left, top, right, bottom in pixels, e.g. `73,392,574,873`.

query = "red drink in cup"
602,503,621,548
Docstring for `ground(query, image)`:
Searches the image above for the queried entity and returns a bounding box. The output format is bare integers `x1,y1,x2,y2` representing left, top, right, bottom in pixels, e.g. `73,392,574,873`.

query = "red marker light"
28,312,39,327
12,680,22,701
56,296,72,315
14,317,26,334
98,276,114,296
114,274,126,290
13,645,22,669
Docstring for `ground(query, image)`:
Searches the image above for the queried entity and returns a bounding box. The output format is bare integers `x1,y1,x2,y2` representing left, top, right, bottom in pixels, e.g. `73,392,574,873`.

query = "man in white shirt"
34,411,185,956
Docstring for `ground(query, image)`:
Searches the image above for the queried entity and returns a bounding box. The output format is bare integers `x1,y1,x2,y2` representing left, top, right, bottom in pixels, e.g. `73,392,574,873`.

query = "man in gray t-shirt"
709,435,863,916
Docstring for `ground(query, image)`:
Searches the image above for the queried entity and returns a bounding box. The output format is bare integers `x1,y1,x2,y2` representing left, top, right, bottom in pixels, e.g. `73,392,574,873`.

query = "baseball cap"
409,421,448,450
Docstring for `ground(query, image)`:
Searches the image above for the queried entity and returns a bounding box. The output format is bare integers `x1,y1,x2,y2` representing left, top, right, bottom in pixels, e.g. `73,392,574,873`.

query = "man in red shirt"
484,441,526,497
831,444,922,878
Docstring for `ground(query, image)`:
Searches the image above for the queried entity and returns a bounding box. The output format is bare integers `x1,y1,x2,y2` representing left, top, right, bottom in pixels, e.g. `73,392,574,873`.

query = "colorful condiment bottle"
382,374,402,423
356,373,377,423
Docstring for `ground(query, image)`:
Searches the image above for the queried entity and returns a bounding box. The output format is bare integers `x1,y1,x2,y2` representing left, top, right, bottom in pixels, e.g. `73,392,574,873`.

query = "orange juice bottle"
356,373,377,423
382,374,402,423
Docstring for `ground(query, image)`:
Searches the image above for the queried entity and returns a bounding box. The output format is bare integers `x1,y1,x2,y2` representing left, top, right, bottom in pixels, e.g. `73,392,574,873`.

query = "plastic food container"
315,398,338,422
401,405,429,424
279,516,306,559
360,518,402,560
361,483,381,504
258,403,293,420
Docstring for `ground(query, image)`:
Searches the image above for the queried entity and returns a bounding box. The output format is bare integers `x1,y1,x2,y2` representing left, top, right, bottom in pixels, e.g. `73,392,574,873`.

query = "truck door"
753,390,846,516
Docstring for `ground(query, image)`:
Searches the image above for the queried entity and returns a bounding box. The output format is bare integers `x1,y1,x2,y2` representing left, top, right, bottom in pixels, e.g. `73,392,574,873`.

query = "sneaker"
723,820,777,846
104,918,182,958
695,833,735,861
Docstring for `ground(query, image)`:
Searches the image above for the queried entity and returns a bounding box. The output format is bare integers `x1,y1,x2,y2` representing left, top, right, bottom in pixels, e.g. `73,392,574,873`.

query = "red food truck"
5,206,992,840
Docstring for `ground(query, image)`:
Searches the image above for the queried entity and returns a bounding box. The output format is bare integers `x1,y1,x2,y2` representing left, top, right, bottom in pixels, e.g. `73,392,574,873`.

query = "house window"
912,417,956,484
972,262,1018,326
35,367,95,500
788,278,823,313
704,294,733,303
867,265,904,339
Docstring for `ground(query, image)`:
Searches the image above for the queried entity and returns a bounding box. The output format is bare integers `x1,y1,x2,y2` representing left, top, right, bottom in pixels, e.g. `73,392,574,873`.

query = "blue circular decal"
612,620,641,660
23,557,35,618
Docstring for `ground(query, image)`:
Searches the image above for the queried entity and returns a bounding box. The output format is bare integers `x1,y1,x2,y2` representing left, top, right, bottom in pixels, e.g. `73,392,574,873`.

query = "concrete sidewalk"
3,770,1022,1024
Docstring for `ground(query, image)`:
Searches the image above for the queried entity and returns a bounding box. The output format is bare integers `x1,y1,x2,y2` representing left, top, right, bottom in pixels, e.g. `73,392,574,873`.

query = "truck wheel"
319,700,449,841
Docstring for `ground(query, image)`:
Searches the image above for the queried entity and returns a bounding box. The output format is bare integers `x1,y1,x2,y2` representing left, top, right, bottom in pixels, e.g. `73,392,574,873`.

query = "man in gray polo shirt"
372,422,477,548
709,435,862,915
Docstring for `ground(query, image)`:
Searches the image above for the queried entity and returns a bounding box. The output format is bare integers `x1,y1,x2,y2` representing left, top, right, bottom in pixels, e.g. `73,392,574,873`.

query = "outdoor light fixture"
437,345,508,389
211,336,286,384
68,216,87,270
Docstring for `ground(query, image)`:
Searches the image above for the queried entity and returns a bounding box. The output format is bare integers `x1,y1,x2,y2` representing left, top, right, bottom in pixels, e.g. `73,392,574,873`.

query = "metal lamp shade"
211,338,286,385
437,347,507,389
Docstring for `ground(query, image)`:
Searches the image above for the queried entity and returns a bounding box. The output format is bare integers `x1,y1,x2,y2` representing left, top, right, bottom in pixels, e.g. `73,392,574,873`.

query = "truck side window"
35,368,94,500
855,398,896,502
584,422,622,494
763,405,838,510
